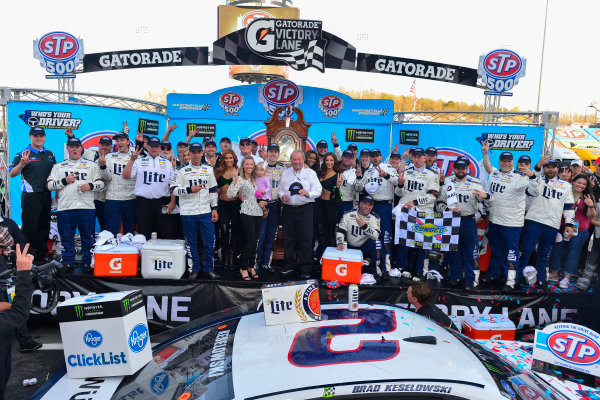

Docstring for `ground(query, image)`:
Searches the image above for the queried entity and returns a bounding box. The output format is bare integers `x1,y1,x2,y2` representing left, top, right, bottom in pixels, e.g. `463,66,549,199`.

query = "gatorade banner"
6,100,166,225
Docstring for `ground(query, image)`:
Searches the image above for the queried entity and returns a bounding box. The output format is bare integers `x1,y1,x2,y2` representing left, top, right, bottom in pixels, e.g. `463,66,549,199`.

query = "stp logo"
319,95,344,118
219,92,244,115
555,128,586,139
80,131,126,154
263,79,300,105
33,32,85,76
434,147,480,178
483,50,523,78
335,263,348,276
548,331,600,365
517,385,549,400
241,10,274,28
109,258,122,271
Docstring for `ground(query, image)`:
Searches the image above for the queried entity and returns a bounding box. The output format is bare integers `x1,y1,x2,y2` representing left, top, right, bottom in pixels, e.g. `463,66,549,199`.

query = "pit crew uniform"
336,209,381,275
170,163,218,274
438,174,489,287
9,146,56,264
519,168,575,284
47,158,104,268
82,149,107,231
100,148,136,235
337,167,358,221
130,154,175,239
393,165,439,276
355,163,398,269
485,169,536,288
255,160,286,270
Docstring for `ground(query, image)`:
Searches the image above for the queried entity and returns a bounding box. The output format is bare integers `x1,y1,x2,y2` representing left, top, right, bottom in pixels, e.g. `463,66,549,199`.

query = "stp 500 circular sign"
34,31,85,77
478,49,526,93
262,79,300,105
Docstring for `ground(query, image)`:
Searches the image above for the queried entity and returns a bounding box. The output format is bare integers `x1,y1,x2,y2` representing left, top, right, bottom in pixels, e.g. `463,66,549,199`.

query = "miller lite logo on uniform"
258,79,304,115
319,95,344,118
478,49,526,93
218,92,244,115
262,280,321,326
33,31,85,78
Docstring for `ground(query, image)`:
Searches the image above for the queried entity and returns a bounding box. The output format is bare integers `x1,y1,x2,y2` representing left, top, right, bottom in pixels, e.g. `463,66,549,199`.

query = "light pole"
536,0,549,112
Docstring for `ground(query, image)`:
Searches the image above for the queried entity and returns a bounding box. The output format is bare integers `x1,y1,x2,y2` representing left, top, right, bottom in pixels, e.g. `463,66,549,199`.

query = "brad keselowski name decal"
19,110,81,129
352,383,453,394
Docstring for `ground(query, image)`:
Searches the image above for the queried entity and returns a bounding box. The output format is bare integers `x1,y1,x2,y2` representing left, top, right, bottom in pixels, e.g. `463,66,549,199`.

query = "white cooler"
141,239,186,279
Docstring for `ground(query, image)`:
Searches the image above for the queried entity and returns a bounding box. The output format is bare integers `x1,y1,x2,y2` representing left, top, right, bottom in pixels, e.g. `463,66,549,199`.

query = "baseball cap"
596,157,600,165
390,151,401,159
239,137,251,145
142,134,150,141
66,137,82,147
316,140,328,148
113,132,128,140
289,182,304,196
544,159,558,167
204,140,217,147
220,137,231,144
425,147,437,155
454,159,469,169
176,141,188,148
571,159,583,167
342,149,354,158
517,155,531,164
360,194,375,204
99,136,113,145
189,142,203,152
370,148,382,156
251,139,258,146
347,144,358,151
160,141,172,149
359,149,371,156
147,137,161,147
29,127,46,136
412,148,425,156
499,152,513,161
267,143,280,152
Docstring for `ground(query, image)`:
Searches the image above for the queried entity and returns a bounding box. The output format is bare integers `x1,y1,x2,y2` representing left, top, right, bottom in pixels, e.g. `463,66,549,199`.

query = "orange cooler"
463,314,516,340
321,247,363,284
94,244,140,277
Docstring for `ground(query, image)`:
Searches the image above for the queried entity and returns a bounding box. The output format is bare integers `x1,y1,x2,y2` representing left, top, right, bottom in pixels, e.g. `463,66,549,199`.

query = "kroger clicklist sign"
477,49,526,94
33,31,85,79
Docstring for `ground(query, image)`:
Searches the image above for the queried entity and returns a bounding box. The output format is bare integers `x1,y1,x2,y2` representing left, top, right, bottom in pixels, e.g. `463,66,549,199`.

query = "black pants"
21,192,51,263
240,214,263,270
0,344,10,400
316,198,337,260
0,289,31,350
135,196,176,240
283,203,314,275
218,200,243,260
94,200,106,232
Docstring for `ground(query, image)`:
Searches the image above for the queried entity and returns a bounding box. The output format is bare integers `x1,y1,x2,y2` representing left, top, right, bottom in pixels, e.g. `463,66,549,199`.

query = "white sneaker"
559,278,569,289
388,268,401,277
548,274,560,283
360,273,376,285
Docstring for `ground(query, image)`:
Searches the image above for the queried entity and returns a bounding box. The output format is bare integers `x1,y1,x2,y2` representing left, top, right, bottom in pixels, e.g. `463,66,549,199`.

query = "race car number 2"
288,308,400,367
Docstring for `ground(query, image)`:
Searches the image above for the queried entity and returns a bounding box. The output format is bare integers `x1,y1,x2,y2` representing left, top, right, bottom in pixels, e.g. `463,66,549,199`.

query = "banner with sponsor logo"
6,101,166,225
391,124,545,179
394,209,460,251
357,53,479,87
41,276,598,337
553,127,600,148
83,47,209,72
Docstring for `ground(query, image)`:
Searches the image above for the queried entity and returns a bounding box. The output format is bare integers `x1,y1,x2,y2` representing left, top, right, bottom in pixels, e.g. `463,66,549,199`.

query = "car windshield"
111,304,249,400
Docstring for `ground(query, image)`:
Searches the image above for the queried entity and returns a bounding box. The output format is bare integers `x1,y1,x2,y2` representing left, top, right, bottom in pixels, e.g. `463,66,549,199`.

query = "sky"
1,0,598,116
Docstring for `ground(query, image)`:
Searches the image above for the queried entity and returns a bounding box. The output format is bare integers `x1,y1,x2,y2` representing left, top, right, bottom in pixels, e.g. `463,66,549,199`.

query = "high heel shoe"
240,269,251,281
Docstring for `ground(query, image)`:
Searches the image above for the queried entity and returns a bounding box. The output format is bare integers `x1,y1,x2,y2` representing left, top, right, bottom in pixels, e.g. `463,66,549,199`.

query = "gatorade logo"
109,258,122,271
336,264,348,276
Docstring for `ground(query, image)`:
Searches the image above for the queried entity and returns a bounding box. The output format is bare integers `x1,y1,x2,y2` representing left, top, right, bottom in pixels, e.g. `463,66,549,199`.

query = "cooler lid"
141,239,186,251
57,290,145,323
321,247,363,262
463,314,516,330
94,243,140,254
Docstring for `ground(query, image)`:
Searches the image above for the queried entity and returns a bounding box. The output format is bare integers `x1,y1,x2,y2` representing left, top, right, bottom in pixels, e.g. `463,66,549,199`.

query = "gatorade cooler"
94,243,140,277
141,239,186,279
321,247,363,284
463,314,516,340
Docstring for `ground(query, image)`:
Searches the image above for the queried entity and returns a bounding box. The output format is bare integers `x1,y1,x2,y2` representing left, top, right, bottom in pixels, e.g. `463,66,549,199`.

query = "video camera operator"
0,244,35,400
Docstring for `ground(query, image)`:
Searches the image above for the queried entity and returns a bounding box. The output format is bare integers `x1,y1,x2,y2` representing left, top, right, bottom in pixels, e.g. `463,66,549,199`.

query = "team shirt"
82,148,107,203
47,158,104,211
10,146,56,193
485,169,535,227
338,167,358,203
130,155,175,199
100,149,136,201
170,163,218,216
355,163,399,201
438,175,487,216
336,209,381,248
394,165,440,212
260,161,286,200
525,168,575,229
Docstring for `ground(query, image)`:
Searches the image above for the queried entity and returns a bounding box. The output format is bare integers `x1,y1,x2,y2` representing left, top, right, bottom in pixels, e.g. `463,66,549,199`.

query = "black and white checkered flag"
394,208,460,252
277,39,327,72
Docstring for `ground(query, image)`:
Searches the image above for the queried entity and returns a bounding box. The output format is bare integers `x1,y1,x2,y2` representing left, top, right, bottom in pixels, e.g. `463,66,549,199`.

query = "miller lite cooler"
262,280,321,326
321,247,363,284
57,290,152,378
94,243,140,277
141,239,186,279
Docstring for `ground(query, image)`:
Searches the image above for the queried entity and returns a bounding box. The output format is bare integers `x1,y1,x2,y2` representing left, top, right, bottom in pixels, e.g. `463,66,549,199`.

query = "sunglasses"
161,146,172,150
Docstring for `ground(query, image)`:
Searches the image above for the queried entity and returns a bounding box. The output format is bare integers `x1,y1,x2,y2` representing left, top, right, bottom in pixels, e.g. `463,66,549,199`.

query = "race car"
33,303,588,400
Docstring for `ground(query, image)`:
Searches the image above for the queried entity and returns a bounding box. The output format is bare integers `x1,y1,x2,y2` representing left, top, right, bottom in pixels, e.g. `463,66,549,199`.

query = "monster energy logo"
139,120,147,131
345,128,374,143
138,118,159,135
123,298,130,313
399,129,419,145
74,305,84,319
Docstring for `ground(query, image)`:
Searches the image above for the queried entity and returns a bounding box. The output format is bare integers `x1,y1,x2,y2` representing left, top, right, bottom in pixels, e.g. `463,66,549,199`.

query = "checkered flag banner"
394,208,460,251
278,39,326,72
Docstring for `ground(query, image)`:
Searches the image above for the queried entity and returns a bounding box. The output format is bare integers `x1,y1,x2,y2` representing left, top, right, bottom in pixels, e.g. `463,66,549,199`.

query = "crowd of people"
6,123,600,294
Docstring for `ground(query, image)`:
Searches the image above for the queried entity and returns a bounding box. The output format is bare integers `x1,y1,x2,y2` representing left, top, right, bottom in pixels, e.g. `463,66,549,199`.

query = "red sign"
548,331,600,365
483,50,522,78
241,10,274,27
262,79,300,105
38,32,80,60
220,92,242,107
555,129,586,139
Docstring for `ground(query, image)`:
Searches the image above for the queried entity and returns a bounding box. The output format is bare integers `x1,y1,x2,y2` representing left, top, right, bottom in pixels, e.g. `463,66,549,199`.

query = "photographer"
0,244,35,400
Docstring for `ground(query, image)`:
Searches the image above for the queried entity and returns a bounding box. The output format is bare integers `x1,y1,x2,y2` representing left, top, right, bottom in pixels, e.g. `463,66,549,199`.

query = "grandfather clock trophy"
264,105,311,164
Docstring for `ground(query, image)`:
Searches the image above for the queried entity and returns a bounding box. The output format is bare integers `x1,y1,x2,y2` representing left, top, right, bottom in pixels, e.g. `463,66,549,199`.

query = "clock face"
278,132,298,162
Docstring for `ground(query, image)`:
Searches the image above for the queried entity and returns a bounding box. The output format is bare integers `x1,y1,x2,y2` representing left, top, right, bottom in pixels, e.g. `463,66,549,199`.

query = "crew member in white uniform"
123,136,175,239
47,137,104,271
337,149,358,221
